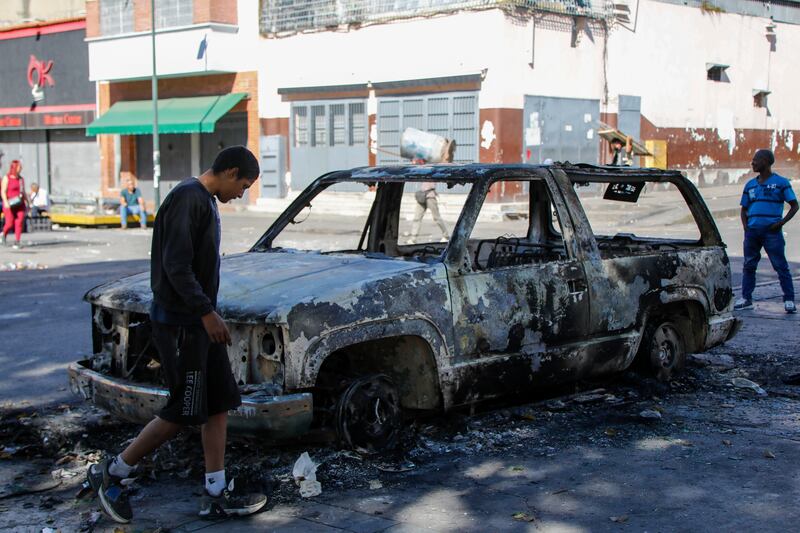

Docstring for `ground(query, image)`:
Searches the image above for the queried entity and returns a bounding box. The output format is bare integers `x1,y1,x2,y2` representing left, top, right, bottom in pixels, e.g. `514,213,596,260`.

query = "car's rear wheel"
335,374,402,454
642,321,686,381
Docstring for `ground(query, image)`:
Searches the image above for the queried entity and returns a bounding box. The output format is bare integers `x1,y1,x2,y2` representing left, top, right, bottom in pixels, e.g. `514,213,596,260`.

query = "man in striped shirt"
735,149,798,313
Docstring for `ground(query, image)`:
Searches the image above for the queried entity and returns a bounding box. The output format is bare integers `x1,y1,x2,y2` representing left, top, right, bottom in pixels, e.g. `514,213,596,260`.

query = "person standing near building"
609,137,634,166
735,149,798,313
120,177,148,229
87,146,267,523
1,160,30,249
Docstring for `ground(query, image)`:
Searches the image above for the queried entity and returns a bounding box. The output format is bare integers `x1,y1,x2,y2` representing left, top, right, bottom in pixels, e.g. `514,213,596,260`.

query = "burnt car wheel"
335,374,402,455
644,321,686,382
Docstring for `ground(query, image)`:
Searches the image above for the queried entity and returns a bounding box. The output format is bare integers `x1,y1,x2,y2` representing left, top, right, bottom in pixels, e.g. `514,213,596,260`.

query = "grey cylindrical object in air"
400,127,456,163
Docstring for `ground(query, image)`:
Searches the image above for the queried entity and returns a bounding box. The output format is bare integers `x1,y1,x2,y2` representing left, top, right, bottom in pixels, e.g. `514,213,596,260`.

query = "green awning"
86,93,246,136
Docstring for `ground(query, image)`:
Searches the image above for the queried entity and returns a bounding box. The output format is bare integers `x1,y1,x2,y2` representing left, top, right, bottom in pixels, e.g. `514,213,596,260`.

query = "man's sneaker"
785,301,797,314
734,298,753,310
199,478,267,519
86,458,134,524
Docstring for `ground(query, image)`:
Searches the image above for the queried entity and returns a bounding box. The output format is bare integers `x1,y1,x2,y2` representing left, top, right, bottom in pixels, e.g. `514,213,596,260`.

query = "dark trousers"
742,226,794,301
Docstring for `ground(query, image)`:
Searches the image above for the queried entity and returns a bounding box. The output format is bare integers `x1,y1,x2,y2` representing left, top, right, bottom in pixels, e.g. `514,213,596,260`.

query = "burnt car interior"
468,178,567,271
572,175,707,258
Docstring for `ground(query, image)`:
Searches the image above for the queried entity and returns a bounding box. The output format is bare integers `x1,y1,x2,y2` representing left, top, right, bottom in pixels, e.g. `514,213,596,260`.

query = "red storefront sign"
0,107,94,129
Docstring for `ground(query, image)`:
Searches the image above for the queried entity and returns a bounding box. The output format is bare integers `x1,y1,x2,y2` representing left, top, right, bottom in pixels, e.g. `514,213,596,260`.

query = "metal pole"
150,0,161,210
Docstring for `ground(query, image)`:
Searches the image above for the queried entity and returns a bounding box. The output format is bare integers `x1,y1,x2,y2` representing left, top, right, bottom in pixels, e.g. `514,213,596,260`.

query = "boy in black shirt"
87,146,266,523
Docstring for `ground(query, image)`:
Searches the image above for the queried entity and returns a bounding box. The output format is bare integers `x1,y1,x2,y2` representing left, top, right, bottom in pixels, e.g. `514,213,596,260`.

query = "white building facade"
255,0,800,197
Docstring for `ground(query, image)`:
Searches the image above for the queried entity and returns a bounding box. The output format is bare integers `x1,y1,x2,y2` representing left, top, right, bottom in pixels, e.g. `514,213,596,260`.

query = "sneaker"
199,478,267,519
786,301,797,314
86,458,134,524
734,298,753,310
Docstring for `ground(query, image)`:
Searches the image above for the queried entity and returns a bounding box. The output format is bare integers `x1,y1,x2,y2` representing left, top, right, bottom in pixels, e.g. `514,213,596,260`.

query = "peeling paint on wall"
480,120,496,150
786,132,795,152
699,155,716,167
716,109,736,155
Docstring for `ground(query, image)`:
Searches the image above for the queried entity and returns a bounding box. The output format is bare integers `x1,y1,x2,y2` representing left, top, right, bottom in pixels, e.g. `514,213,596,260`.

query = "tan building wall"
98,71,260,202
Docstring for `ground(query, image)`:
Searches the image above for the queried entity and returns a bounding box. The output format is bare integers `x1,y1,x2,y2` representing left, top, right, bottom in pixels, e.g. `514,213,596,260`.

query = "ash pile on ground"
2,343,799,518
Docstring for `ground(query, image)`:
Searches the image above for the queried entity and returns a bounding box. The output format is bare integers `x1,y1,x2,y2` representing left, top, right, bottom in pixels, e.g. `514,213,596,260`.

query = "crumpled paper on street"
292,452,322,498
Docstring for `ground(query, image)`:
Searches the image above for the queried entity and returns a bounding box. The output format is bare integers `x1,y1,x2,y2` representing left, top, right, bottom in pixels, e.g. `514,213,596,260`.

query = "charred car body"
69,164,740,452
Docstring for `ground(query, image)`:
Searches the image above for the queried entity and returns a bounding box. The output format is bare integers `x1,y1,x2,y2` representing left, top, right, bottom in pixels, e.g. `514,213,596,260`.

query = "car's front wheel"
335,374,402,455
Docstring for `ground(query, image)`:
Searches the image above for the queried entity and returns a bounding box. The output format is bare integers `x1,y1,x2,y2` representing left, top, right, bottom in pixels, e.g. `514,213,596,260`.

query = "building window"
290,100,368,149
753,90,770,108
706,63,729,82
330,104,346,146
292,106,308,147
100,0,134,36
376,92,479,164
311,105,327,147
155,0,194,29
349,102,366,145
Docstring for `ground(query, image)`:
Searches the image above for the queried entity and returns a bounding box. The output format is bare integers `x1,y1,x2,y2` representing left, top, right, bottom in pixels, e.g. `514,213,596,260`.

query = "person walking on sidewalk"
86,146,267,524
735,149,798,313
1,160,30,249
120,177,148,229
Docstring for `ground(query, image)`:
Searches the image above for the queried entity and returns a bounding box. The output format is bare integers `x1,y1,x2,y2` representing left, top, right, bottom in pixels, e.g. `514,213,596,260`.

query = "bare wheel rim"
652,323,681,369
335,375,401,455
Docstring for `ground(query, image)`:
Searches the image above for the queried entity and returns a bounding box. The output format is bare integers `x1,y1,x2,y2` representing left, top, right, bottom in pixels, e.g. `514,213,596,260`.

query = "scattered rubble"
731,377,768,396
0,261,47,271
638,409,662,420
293,452,321,498
689,353,735,369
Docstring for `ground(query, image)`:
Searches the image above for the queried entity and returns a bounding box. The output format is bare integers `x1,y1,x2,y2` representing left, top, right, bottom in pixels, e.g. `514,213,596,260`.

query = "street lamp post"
150,0,161,210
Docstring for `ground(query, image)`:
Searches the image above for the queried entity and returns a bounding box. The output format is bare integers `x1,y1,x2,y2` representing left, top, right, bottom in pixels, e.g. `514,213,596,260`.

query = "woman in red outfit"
1,160,30,248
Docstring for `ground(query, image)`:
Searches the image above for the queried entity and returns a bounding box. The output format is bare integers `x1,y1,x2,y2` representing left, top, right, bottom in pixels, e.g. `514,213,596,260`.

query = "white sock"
109,454,134,478
205,469,226,496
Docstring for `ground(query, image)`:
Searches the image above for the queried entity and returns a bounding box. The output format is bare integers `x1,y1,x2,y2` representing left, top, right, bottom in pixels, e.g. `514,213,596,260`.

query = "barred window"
349,102,366,145
100,0,134,36
330,104,346,146
155,0,194,29
293,106,308,147
311,105,327,147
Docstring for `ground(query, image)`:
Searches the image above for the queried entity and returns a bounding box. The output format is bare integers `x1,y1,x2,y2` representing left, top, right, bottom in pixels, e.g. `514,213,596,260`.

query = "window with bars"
100,0,134,36
350,102,366,145
311,105,327,147
376,92,478,164
291,101,368,149
155,0,194,28
293,107,308,147
330,104,346,146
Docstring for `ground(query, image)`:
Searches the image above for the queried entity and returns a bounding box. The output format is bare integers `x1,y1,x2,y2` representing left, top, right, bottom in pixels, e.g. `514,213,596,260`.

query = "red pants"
2,206,25,242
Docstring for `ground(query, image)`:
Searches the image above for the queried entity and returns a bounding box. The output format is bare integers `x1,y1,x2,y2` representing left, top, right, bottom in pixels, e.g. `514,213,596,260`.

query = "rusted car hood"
85,251,439,322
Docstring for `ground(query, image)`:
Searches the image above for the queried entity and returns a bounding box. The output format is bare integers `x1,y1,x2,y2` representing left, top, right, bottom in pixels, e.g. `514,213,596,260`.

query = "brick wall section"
97,82,116,194
134,0,151,32
195,0,238,25
99,72,260,202
479,108,523,202
640,115,800,177
368,114,377,166
85,0,99,38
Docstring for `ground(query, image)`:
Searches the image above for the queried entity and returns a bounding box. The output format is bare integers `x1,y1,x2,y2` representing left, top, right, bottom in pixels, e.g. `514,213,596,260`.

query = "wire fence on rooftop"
260,0,613,36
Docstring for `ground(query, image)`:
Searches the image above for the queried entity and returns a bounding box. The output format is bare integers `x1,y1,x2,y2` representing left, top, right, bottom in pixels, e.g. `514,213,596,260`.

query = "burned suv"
69,164,740,452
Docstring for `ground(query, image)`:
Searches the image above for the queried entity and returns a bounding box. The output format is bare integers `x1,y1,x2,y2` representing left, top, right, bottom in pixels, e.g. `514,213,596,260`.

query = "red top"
4,175,24,207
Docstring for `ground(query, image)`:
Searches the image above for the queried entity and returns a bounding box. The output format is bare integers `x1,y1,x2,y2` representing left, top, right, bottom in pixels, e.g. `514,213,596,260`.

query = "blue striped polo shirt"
740,174,797,228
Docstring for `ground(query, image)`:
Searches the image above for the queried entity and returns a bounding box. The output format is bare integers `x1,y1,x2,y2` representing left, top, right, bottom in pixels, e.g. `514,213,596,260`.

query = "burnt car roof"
321,163,686,184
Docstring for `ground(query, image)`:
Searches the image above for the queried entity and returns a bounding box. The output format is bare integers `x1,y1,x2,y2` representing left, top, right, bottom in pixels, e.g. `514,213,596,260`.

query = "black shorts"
152,322,241,425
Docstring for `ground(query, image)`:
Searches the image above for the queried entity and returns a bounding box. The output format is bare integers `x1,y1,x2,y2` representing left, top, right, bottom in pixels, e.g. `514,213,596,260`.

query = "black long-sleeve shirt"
149,178,221,325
